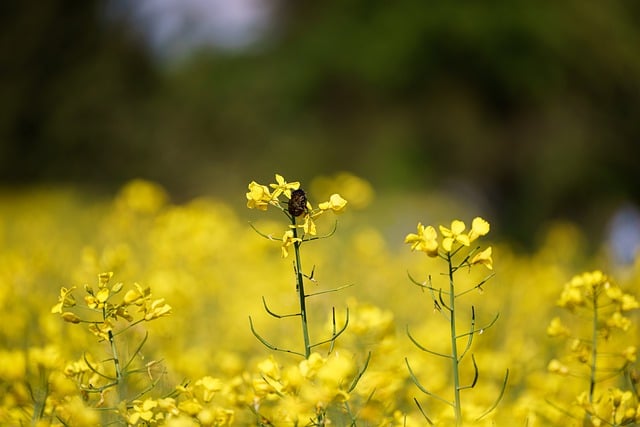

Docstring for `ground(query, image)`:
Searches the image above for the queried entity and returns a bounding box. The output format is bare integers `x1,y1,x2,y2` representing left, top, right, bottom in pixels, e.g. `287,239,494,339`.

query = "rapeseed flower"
404,222,438,256
281,229,301,258
270,173,300,199
471,246,493,270
246,181,272,211
440,219,470,252
318,193,348,213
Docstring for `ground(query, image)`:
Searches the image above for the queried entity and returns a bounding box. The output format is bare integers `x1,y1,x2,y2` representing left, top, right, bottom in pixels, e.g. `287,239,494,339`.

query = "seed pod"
288,189,308,217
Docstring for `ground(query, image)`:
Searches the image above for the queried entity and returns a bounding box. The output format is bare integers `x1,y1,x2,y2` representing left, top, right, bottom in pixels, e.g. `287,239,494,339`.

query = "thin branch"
262,296,300,318
407,272,448,294
248,222,279,241
458,354,479,390
113,318,145,337
405,358,453,407
348,351,372,393
310,308,349,349
248,316,305,357
475,369,510,421
414,398,435,425
122,331,149,372
406,325,452,359
83,353,116,381
302,220,338,242
457,312,500,339
306,283,355,298
328,306,338,354
127,372,165,401
458,306,476,361
456,273,496,298
303,265,317,283
439,287,452,313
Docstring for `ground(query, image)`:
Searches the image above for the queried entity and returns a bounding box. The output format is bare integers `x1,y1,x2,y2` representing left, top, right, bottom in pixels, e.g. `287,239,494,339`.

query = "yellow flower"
195,376,223,403
405,223,438,257
301,215,317,235
178,398,203,416
269,174,300,199
318,193,348,213
258,356,281,379
547,359,569,375
145,298,172,321
607,311,631,331
546,316,570,337
124,283,151,306
468,217,490,242
439,220,470,252
470,246,493,270
622,346,637,363
621,293,639,311
281,230,302,258
557,279,585,309
98,272,113,287
85,287,110,310
299,352,325,379
246,181,272,211
51,286,76,314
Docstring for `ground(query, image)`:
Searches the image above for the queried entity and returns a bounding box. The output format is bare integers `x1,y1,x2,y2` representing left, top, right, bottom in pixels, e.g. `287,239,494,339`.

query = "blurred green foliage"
2,0,640,245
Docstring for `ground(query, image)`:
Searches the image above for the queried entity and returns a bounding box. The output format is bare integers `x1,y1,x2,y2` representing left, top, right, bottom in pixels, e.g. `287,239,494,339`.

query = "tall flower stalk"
404,217,508,426
51,272,172,422
547,270,639,425
246,174,350,359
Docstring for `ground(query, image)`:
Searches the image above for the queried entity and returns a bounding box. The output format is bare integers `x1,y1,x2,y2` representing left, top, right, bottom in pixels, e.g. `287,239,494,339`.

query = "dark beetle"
288,189,308,217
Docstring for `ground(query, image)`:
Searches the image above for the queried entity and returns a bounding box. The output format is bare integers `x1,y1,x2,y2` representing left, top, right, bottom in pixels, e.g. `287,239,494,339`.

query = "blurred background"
2,0,640,250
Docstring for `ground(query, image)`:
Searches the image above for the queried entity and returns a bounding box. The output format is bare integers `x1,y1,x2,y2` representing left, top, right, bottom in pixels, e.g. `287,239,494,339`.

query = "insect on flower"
288,188,308,217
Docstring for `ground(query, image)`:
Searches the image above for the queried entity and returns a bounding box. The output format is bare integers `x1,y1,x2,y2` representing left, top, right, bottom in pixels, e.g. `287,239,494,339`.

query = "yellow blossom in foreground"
246,181,272,211
145,298,172,321
405,222,438,256
195,376,223,403
470,246,493,270
440,220,470,251
318,193,348,213
468,217,490,242
301,215,317,235
258,356,281,380
51,286,76,314
299,353,325,379
269,174,300,199
281,230,301,258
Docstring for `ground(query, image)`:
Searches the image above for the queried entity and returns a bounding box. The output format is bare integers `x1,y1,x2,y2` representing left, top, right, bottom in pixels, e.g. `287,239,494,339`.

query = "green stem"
291,216,311,359
30,366,48,425
108,329,126,400
589,290,598,404
447,252,463,426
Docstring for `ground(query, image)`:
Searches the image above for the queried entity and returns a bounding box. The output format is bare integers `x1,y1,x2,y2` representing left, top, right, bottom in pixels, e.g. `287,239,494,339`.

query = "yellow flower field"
0,174,638,426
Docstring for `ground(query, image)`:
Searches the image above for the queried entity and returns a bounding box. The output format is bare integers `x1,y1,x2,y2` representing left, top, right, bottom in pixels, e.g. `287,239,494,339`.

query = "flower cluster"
123,377,235,426
405,217,493,269
52,272,172,341
556,270,639,314
547,270,640,425
50,272,173,419
246,173,347,257
249,352,359,424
